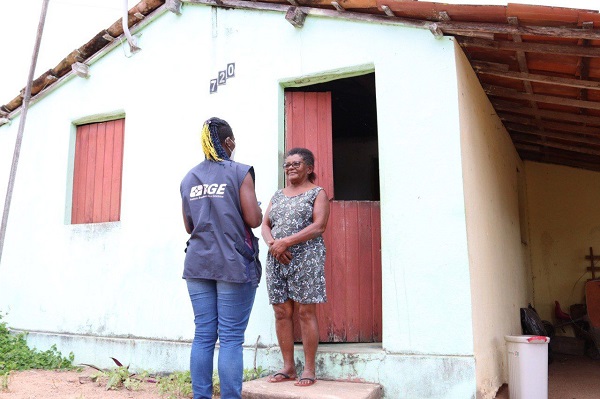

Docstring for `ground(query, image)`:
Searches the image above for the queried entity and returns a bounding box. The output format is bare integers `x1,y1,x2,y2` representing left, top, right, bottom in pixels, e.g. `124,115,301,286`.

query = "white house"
2,1,600,398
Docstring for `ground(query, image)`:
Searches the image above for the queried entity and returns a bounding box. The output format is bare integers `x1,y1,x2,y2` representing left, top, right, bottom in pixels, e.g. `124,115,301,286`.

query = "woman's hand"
262,202,292,264
269,239,292,265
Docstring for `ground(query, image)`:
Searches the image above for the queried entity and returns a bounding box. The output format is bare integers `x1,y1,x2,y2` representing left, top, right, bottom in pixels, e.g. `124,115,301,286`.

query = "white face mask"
227,137,236,160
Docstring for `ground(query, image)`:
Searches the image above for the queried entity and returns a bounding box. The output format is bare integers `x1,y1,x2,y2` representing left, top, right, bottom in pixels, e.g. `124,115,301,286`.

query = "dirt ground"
0,366,166,399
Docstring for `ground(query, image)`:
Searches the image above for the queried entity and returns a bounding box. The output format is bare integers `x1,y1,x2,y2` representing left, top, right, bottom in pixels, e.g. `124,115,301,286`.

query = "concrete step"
242,377,382,399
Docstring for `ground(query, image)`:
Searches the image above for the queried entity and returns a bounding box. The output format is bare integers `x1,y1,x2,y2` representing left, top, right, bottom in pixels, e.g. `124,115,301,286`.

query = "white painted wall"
0,129,15,218
375,38,474,356
0,4,475,394
455,42,530,398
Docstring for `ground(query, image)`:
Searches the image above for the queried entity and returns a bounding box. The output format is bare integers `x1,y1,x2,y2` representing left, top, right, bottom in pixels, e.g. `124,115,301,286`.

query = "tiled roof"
4,0,600,172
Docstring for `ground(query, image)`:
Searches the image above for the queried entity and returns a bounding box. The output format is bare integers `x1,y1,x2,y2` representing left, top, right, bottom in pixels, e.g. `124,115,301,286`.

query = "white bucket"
504,335,550,399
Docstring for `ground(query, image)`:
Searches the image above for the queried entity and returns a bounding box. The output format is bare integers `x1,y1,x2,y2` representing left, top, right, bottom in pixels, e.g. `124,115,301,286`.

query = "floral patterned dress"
266,187,327,304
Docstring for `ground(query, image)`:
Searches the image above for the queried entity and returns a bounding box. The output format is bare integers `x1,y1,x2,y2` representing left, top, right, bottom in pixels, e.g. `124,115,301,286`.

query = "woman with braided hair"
180,117,262,399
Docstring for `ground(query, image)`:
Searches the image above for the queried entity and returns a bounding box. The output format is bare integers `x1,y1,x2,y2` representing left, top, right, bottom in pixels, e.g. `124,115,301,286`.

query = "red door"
285,91,382,343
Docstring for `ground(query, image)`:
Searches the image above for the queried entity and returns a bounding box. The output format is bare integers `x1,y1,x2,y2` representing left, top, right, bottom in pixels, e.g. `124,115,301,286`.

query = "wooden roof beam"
484,84,600,111
471,60,510,72
506,123,600,144
429,23,444,38
458,36,600,58
381,5,395,17
331,1,344,11
499,113,600,135
438,11,450,22
512,136,600,156
493,100,600,125
507,16,542,126
517,149,600,172
444,29,495,40
71,62,90,79
285,6,306,27
166,0,182,14
497,112,536,125
439,20,600,41
476,69,600,91
576,22,593,116
185,0,434,30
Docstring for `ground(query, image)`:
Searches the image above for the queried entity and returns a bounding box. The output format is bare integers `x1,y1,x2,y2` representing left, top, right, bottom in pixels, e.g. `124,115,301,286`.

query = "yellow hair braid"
201,123,222,162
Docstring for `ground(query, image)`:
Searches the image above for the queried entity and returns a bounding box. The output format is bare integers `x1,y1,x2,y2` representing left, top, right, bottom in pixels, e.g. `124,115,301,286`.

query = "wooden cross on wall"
585,247,600,280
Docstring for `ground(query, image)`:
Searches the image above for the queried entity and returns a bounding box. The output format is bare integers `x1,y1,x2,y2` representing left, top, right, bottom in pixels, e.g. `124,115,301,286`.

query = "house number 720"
210,63,236,94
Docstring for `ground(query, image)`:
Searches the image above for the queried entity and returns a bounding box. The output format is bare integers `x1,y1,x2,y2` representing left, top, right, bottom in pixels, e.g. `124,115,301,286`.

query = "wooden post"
0,0,50,263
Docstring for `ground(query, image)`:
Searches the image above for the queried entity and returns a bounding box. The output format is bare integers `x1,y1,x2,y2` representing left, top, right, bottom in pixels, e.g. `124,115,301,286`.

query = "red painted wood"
84,123,97,223
324,201,382,343
586,280,600,327
330,202,347,342
316,221,330,340
358,202,374,341
72,124,89,224
344,202,360,342
287,92,305,149
316,93,334,199
93,122,106,223
110,119,125,221
72,119,124,224
284,92,334,198
285,91,381,343
371,203,383,342
304,93,319,152
101,121,115,221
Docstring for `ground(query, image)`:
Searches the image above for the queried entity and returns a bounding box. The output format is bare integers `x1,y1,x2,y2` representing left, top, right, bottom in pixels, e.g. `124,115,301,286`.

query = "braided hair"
201,117,233,162
286,147,317,183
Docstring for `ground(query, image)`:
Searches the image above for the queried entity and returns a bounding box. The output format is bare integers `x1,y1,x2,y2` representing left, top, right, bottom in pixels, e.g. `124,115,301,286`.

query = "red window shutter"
71,119,125,224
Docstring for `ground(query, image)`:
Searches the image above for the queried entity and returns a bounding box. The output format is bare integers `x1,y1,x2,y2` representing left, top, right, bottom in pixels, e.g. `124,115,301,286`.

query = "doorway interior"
285,72,382,343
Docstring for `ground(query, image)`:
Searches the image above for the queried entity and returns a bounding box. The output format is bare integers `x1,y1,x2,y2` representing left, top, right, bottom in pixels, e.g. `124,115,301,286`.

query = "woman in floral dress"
261,147,330,387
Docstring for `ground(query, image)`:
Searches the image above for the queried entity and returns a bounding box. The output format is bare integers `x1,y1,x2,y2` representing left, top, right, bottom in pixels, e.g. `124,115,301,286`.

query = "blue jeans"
186,278,256,399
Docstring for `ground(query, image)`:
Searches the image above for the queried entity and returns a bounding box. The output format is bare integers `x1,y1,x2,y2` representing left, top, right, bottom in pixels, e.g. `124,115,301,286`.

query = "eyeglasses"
282,161,304,170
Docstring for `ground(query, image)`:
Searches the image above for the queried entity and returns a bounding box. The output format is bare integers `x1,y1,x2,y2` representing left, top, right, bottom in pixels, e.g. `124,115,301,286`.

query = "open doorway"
285,72,382,343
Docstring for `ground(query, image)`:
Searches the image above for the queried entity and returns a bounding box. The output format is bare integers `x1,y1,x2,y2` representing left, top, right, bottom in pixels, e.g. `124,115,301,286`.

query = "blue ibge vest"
180,159,261,286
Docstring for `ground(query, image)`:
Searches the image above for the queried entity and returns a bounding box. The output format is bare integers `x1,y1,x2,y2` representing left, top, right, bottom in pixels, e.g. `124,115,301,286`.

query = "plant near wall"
156,366,267,399
243,366,267,382
157,370,193,399
87,358,152,391
0,313,76,375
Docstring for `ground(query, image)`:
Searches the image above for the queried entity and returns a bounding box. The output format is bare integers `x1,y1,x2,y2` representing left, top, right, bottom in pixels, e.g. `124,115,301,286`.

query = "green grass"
158,370,193,399
0,313,76,376
157,366,267,399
